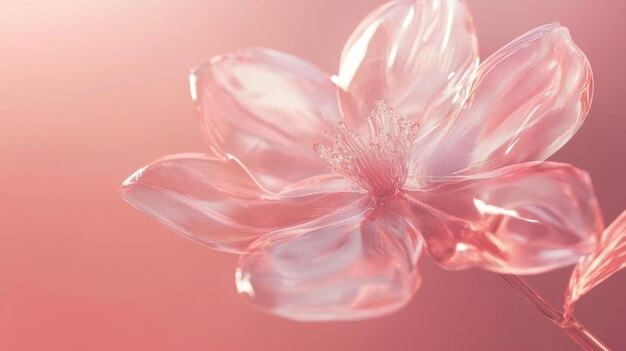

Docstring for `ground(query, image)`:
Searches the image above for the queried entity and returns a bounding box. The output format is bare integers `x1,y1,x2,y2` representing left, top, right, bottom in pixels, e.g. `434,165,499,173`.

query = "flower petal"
121,154,364,254
416,24,593,180
337,0,478,139
405,162,603,274
236,197,423,321
191,48,342,192
565,210,626,316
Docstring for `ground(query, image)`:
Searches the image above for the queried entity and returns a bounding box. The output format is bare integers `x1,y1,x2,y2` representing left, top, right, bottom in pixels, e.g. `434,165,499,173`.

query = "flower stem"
499,274,610,351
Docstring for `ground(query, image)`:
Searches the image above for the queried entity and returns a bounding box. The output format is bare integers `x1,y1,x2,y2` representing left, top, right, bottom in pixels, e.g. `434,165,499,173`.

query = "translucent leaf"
565,210,626,316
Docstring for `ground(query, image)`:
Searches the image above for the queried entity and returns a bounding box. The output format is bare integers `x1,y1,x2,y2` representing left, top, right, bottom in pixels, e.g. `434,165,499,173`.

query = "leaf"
565,210,626,316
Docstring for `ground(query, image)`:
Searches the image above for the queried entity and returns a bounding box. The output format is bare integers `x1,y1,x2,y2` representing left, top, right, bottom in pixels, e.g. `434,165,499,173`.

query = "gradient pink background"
2,1,625,350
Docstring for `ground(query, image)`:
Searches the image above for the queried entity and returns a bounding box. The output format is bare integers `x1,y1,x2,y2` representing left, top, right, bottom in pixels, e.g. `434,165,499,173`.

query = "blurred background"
1,0,625,350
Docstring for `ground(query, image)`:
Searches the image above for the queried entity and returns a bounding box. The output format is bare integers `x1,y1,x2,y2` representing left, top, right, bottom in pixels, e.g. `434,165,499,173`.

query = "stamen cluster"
315,101,417,197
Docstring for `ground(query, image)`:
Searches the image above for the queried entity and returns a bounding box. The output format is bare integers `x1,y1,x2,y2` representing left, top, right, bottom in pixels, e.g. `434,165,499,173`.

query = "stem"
499,274,610,351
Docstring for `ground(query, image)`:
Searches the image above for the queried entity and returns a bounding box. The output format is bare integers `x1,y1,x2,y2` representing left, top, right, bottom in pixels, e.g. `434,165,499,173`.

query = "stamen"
314,101,417,197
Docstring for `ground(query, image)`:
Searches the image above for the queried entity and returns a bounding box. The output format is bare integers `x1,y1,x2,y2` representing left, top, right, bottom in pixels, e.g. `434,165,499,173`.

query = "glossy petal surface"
121,154,364,253
416,24,593,181
565,210,626,315
337,0,478,140
236,197,423,321
406,162,603,274
191,48,341,192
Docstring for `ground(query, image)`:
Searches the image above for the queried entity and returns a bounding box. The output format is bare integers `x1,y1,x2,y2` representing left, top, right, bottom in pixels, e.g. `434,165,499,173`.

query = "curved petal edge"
406,162,603,274
236,197,424,321
191,47,342,192
416,24,593,181
337,0,479,142
121,153,364,253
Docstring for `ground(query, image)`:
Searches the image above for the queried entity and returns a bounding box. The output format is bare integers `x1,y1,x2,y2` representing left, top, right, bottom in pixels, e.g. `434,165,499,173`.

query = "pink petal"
236,197,423,321
336,0,478,139
191,48,342,192
405,162,603,274
565,210,626,316
416,24,593,180
121,154,364,254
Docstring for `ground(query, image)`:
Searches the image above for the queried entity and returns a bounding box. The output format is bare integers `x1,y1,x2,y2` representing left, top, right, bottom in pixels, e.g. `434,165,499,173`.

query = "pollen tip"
336,121,347,132
313,143,323,152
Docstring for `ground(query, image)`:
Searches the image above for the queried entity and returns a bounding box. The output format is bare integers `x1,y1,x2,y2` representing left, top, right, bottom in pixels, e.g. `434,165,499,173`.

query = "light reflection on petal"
406,162,603,274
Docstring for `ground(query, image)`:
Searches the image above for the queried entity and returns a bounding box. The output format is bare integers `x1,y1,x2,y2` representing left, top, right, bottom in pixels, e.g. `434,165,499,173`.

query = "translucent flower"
122,0,602,321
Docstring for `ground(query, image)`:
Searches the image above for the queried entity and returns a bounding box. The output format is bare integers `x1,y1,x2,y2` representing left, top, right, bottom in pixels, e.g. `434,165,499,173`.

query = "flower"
122,0,602,321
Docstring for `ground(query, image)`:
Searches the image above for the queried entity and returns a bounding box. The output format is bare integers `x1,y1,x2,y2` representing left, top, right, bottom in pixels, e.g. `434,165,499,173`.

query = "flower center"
315,101,417,198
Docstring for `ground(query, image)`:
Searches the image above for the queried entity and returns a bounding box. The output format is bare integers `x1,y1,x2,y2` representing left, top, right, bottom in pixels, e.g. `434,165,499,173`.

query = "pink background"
2,0,625,350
